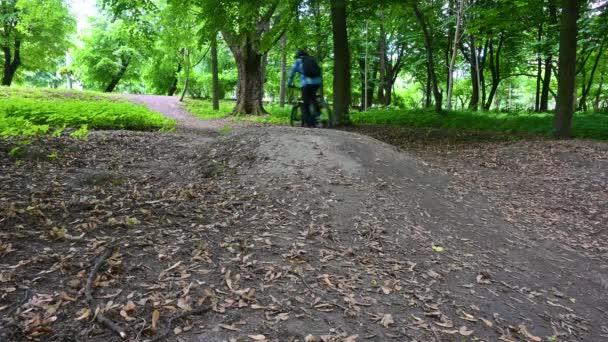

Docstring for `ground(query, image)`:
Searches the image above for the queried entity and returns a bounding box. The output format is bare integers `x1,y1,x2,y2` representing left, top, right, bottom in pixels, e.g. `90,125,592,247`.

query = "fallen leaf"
75,308,91,321
459,326,473,336
481,318,493,327
219,324,241,332
152,309,160,330
518,324,541,341
248,335,267,341
380,314,394,328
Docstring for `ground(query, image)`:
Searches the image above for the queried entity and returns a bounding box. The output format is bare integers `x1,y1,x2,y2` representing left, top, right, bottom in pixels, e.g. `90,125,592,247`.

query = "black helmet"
296,49,308,58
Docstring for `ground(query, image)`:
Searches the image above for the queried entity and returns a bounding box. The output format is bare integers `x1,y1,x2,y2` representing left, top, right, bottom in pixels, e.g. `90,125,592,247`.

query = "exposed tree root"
85,241,126,339
149,305,213,342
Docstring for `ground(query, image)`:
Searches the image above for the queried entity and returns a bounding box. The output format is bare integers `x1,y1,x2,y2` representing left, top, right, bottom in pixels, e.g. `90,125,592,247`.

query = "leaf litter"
0,127,607,341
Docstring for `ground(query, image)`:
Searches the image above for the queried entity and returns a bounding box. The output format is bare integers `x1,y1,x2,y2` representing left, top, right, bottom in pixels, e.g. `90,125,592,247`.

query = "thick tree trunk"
2,40,21,86
447,0,465,110
554,0,579,138
279,34,287,108
535,24,543,112
229,40,267,115
413,4,442,113
331,0,351,126
211,35,220,110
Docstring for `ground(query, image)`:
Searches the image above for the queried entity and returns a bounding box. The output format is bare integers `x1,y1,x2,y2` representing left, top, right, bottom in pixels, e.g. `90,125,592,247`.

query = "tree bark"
484,34,504,110
167,61,182,96
2,39,21,86
179,49,191,102
540,0,557,111
535,24,543,112
554,0,579,138
413,3,442,113
211,34,220,110
331,0,351,126
377,20,387,105
425,64,432,108
594,63,606,110
579,39,605,111
104,59,129,93
447,0,465,110
279,34,287,108
228,38,267,115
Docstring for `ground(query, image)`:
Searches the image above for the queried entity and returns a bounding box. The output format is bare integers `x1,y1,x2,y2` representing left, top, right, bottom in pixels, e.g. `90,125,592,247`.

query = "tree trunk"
554,0,579,138
67,74,73,90
425,64,432,108
377,20,387,106
535,24,543,112
167,62,182,96
579,39,605,111
447,0,465,110
331,0,351,126
2,40,21,86
211,34,220,110
179,49,191,102
228,39,267,115
466,38,480,109
413,3,442,113
540,0,558,111
104,59,129,93
484,35,504,110
279,34,287,108
594,63,605,110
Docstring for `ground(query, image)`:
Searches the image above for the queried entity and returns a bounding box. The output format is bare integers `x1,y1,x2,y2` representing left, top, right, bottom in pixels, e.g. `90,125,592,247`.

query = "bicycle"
288,87,332,128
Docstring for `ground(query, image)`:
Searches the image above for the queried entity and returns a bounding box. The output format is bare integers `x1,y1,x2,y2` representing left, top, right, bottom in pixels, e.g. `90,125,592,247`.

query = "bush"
0,87,175,137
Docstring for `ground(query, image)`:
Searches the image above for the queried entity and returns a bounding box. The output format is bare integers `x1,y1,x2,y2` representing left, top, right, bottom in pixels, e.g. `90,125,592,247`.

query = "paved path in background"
127,94,255,133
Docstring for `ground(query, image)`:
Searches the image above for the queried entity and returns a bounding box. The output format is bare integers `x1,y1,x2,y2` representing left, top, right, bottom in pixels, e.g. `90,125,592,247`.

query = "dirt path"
127,94,256,133
1,127,607,341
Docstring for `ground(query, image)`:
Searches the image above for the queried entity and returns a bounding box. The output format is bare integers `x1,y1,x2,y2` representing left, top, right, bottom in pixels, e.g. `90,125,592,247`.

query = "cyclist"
287,50,323,127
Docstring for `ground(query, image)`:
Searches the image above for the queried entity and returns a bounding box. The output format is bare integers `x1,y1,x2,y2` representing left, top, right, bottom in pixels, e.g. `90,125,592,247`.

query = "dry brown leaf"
481,318,493,327
151,309,160,330
518,324,541,341
219,323,241,332
75,308,91,321
459,326,474,336
380,314,394,328
248,335,267,341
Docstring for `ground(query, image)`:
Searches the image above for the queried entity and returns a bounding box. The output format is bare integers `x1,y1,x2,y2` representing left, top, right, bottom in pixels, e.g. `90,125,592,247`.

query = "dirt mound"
1,128,606,341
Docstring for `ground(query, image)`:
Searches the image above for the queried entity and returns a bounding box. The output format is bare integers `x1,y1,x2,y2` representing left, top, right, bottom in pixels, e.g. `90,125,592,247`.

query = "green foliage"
0,0,76,81
184,99,233,119
0,87,175,137
350,109,608,140
75,16,147,92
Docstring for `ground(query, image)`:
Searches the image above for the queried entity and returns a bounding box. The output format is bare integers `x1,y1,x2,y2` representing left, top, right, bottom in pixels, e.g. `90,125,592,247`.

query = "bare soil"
1,101,607,342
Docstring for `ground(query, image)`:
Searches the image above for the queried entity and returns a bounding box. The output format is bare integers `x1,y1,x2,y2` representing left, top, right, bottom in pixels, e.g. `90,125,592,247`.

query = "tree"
189,0,293,115
447,0,466,110
75,16,146,92
413,2,442,113
1,0,75,86
554,0,579,138
331,0,351,125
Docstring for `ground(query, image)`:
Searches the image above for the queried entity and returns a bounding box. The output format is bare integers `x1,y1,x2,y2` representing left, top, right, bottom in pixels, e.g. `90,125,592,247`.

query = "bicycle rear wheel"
290,105,302,127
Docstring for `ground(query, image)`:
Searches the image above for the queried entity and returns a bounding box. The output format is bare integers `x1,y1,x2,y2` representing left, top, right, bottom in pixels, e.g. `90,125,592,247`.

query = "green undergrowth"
351,109,608,140
1,87,175,137
186,98,607,140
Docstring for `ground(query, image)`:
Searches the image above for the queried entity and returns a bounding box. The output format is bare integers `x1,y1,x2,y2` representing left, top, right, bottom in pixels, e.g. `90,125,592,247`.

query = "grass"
186,98,608,140
0,87,175,137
